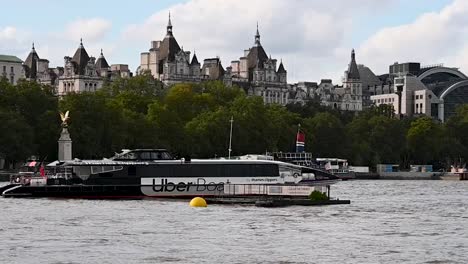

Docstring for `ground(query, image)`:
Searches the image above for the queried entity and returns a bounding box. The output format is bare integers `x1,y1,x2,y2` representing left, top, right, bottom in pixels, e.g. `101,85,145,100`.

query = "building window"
416,104,419,113
420,95,424,99
420,103,423,112
10,66,14,73
2,66,5,72
10,76,14,84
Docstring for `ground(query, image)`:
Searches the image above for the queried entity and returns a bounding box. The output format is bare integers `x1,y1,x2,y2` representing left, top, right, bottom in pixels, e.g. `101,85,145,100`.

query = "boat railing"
219,184,322,197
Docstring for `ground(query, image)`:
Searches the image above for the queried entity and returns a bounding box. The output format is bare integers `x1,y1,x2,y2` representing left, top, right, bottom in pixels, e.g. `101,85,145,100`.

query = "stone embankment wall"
378,172,439,180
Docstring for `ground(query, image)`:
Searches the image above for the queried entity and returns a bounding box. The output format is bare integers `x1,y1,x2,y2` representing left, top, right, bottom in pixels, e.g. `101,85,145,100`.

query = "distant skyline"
1,0,465,83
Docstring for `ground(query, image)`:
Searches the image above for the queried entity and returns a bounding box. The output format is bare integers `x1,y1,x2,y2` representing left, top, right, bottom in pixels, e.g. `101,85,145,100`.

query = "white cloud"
0,19,114,69
121,0,396,83
0,26,32,59
65,18,112,42
359,0,468,75
0,26,17,39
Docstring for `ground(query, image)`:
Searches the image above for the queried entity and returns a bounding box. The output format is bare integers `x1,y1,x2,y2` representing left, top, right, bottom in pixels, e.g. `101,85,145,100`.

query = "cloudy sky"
2,0,466,83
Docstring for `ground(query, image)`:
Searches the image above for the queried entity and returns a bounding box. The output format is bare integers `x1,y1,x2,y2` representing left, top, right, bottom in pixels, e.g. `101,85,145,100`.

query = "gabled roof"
71,40,90,75
346,49,360,80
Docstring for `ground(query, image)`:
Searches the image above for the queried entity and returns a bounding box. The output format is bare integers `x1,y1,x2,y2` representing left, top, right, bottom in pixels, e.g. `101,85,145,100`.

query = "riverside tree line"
0,73,467,170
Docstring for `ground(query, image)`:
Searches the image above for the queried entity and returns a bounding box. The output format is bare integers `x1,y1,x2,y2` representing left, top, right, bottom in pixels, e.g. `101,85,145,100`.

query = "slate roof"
191,53,199,65
71,40,90,75
0,54,23,63
95,49,110,70
24,44,39,78
277,61,286,73
247,24,268,70
159,34,181,62
247,46,268,70
346,49,360,80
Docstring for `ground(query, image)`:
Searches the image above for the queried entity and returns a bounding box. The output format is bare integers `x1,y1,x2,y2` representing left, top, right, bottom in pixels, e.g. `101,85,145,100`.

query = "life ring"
293,173,300,178
14,176,21,183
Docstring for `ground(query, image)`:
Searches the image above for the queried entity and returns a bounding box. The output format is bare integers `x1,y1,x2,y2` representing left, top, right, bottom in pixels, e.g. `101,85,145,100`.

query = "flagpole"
296,123,301,152
228,116,234,159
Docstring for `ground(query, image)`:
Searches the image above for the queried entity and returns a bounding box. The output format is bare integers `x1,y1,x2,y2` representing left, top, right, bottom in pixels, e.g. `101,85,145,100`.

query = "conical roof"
24,43,39,78
191,52,199,65
71,39,90,75
277,60,286,73
347,49,360,80
95,49,110,70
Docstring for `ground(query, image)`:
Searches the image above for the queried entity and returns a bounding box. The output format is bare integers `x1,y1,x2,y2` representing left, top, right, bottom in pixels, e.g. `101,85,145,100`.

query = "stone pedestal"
58,127,72,160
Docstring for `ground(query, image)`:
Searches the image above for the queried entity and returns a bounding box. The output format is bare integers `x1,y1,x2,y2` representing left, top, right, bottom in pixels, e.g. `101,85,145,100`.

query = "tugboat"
1,149,340,199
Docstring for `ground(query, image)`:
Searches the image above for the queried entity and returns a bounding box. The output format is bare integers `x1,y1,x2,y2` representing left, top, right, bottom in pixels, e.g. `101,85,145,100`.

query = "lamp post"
228,116,234,159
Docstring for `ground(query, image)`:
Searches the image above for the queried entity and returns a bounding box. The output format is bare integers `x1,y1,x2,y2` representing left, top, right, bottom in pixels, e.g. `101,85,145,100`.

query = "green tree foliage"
407,116,444,164
0,79,58,166
302,112,346,157
0,77,467,171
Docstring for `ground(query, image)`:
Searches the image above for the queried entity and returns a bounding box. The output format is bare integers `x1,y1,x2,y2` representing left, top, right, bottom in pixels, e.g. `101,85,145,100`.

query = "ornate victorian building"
224,25,288,105
138,14,201,85
23,43,63,86
336,49,363,111
57,41,131,95
57,40,106,95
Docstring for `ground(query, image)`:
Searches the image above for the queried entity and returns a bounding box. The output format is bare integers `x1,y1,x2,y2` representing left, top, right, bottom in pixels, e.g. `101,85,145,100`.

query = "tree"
443,104,468,165
302,112,346,157
0,110,34,167
407,116,444,164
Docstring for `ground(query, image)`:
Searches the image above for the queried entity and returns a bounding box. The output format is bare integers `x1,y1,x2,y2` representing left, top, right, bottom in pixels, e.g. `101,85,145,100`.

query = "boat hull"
1,181,334,199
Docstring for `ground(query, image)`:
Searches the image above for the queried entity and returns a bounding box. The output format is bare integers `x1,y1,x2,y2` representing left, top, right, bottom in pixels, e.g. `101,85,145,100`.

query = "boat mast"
228,116,234,159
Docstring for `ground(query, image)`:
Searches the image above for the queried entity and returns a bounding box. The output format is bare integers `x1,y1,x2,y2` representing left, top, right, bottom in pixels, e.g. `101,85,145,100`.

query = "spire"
95,48,109,70
255,22,261,46
72,39,90,75
277,59,286,73
25,41,40,79
191,50,199,65
167,12,173,35
346,48,360,80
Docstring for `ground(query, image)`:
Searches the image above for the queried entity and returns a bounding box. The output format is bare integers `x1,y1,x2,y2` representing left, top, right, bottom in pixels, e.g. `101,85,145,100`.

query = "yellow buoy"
190,197,207,207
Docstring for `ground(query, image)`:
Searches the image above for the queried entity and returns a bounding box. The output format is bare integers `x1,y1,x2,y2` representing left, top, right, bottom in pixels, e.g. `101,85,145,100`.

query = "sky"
2,0,465,83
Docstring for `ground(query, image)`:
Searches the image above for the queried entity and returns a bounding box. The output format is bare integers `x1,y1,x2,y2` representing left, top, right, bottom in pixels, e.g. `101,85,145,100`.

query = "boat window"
74,166,91,177
140,152,152,160
116,152,137,160
91,166,123,174
161,152,173,160
150,152,162,160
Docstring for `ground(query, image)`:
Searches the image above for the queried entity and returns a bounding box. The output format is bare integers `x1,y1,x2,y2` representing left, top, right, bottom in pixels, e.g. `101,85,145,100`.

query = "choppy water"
0,180,467,264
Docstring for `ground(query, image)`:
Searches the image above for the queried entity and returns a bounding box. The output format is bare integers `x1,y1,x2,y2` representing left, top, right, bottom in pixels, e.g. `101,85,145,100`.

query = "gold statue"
60,111,70,127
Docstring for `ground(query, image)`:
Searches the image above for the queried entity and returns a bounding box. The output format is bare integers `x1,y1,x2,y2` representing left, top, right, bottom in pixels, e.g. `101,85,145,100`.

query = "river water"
0,180,467,264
